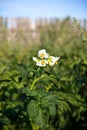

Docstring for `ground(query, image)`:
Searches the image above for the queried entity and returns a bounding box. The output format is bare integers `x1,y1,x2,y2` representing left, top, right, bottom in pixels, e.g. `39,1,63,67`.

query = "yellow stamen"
55,61,58,64
41,60,45,65
40,53,45,59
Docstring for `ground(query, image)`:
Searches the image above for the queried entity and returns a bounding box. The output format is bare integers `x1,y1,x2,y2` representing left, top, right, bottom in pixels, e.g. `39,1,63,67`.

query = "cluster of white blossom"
33,49,60,67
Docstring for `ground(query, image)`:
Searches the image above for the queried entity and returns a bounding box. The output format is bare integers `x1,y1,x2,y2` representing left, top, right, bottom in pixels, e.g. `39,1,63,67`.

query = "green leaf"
27,100,49,129
48,75,58,87
20,87,38,97
65,95,79,106
27,100,39,119
0,116,11,125
34,108,49,129
13,81,23,89
58,100,71,113
3,125,9,130
20,87,47,98
49,105,56,116
58,114,66,129
57,92,81,106
41,94,58,107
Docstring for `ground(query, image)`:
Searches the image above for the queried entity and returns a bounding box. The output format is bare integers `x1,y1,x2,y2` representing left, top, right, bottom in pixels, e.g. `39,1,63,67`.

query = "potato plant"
0,18,87,130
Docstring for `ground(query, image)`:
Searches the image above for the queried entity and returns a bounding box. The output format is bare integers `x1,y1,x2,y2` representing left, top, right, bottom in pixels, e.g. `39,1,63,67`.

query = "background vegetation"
0,17,87,130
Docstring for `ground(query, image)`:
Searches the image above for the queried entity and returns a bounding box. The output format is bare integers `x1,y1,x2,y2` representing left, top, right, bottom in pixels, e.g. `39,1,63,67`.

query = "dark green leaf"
27,100,49,129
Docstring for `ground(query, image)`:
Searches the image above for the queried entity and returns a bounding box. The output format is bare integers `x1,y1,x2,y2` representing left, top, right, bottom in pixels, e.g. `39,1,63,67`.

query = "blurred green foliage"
0,17,87,130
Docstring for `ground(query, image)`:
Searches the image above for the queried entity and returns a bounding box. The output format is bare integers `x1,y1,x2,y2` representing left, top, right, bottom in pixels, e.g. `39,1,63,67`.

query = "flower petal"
38,49,49,59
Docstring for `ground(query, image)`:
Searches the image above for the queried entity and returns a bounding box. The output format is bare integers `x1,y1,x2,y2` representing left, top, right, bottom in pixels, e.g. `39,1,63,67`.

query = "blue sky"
0,0,87,19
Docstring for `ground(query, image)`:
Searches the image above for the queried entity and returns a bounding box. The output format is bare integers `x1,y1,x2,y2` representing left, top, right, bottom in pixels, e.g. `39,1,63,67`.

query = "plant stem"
30,75,47,90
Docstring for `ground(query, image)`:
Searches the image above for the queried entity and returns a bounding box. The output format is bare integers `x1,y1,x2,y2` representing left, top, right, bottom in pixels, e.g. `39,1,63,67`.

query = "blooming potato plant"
33,49,60,67
18,49,84,130
0,48,86,130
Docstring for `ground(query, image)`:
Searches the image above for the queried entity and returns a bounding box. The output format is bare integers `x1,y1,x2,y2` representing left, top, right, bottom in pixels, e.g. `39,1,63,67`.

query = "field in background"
0,17,87,43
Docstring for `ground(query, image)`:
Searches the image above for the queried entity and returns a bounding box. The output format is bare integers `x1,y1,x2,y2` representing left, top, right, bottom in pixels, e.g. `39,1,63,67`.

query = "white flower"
33,49,60,67
33,57,39,63
33,57,48,67
38,49,49,59
47,56,60,66
36,59,48,67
